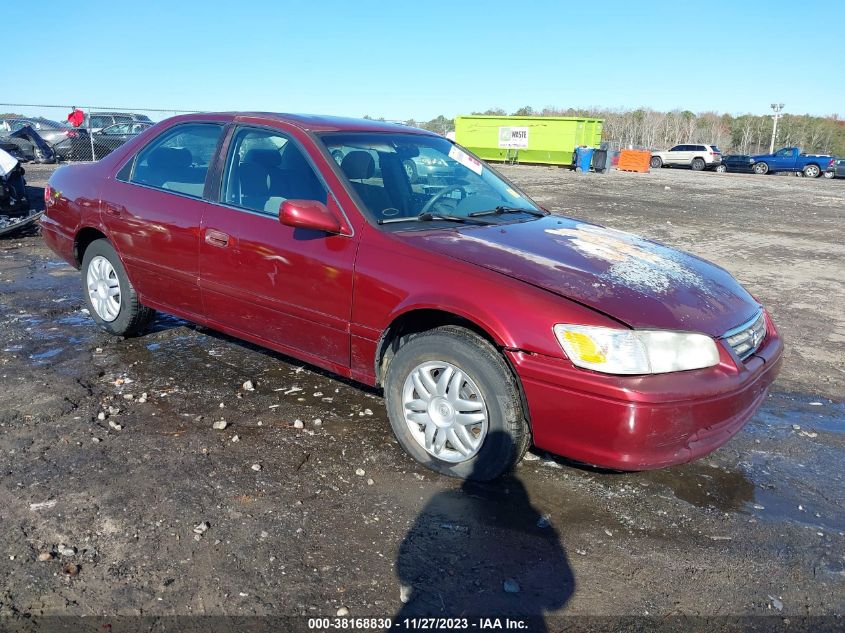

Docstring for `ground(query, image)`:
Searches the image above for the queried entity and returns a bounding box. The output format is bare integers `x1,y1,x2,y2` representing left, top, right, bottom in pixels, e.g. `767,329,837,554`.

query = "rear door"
199,125,357,371
100,122,224,320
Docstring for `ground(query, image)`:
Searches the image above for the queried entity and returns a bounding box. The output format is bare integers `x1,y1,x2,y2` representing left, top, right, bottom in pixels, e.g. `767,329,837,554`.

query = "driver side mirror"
279,199,342,234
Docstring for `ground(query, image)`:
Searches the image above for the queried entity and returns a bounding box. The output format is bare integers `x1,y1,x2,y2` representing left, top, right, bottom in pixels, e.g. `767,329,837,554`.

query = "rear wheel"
754,162,769,175
650,156,663,169
384,326,529,481
81,239,154,337
691,157,706,171
803,164,820,178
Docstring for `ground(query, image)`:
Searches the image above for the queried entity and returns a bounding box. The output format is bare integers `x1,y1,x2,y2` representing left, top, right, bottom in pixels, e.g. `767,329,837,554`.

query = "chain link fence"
0,104,196,163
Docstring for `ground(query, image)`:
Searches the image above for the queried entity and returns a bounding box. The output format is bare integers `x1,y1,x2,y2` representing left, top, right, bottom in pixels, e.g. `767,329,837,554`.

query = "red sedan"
40,113,783,480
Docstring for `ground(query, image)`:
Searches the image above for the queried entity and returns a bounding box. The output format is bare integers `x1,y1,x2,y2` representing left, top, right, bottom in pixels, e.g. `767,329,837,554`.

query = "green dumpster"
454,115,604,166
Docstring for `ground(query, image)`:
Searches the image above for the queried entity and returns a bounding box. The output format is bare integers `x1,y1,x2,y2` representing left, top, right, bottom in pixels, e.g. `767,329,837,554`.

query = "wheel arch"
374,308,504,387
74,226,109,267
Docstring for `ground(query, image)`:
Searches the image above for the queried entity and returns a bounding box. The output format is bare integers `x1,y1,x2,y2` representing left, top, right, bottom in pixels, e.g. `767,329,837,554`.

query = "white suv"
650,144,722,171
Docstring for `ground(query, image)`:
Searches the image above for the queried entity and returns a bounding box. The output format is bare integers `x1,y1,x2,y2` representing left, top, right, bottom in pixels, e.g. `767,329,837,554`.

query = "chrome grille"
723,311,766,360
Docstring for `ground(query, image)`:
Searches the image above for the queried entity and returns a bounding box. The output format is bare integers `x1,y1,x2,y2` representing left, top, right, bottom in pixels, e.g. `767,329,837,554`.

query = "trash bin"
573,147,594,172
591,149,609,173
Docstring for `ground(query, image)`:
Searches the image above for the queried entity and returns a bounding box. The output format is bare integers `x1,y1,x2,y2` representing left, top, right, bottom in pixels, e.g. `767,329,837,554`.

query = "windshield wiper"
468,206,548,218
377,212,494,225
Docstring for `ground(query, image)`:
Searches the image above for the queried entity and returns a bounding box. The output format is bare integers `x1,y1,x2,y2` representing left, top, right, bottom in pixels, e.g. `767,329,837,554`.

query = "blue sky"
7,1,842,120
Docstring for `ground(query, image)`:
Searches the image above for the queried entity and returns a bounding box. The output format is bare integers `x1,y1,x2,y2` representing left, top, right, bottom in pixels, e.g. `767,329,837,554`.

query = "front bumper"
508,316,783,470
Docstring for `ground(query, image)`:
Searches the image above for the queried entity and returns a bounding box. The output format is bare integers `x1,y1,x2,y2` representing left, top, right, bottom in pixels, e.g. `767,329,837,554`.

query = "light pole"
769,103,784,154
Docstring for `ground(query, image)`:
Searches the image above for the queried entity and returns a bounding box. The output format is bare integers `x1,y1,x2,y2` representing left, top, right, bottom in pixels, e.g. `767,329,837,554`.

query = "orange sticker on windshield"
448,146,483,175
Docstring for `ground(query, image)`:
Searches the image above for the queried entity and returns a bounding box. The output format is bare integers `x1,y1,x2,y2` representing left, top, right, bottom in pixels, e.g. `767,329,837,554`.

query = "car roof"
209,112,437,135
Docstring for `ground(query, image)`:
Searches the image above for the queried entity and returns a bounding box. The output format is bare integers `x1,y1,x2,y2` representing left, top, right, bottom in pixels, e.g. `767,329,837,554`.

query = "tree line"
405,107,844,156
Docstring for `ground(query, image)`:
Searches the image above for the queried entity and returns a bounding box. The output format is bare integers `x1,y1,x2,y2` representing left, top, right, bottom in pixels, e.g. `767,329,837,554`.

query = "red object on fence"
67,108,85,128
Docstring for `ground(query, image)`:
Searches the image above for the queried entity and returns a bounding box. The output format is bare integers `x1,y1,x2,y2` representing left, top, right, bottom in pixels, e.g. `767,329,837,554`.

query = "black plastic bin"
591,149,609,173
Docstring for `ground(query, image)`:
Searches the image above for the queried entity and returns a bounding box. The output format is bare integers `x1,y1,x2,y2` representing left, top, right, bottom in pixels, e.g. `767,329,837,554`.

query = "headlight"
553,324,720,375
749,159,755,164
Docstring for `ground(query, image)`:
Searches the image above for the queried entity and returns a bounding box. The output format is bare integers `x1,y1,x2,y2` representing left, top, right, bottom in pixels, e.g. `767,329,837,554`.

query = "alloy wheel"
402,361,488,463
86,255,121,322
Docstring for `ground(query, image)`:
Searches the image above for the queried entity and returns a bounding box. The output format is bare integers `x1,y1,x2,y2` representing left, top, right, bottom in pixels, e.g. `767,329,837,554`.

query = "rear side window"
129,123,223,198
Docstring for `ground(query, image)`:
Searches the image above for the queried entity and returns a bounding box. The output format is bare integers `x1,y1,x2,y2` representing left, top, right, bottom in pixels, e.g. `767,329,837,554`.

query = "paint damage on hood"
396,216,760,337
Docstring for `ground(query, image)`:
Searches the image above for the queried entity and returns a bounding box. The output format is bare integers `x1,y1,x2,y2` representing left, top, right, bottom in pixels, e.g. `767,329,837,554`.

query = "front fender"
352,229,623,362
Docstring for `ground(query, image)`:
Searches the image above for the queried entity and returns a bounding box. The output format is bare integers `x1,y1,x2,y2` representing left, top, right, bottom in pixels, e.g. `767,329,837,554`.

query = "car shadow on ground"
393,434,575,631
145,313,384,396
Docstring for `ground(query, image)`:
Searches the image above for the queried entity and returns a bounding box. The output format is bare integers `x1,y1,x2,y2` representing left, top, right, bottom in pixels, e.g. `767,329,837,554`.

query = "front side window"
220,128,327,215
129,123,223,198
320,132,541,225
775,148,792,157
669,145,682,152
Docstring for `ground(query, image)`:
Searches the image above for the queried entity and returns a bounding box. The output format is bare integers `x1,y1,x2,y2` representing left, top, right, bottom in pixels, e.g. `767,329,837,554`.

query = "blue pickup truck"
751,147,835,177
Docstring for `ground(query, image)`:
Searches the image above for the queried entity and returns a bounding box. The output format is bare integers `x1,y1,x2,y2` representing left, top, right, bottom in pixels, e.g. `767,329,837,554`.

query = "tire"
803,164,820,178
691,157,706,171
824,171,834,179
650,156,663,169
384,325,529,481
753,162,769,175
715,164,727,173
81,239,154,337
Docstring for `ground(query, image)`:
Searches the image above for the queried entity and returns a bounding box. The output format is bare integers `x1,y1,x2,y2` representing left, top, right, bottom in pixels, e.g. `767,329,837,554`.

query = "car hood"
396,216,759,336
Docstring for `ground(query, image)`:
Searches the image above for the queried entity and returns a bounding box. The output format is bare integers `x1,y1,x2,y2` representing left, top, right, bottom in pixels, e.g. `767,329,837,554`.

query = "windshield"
320,132,541,225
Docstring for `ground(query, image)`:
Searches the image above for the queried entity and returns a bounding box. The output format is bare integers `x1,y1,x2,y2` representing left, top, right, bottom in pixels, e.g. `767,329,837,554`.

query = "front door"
199,126,357,372
101,122,224,320
770,147,796,171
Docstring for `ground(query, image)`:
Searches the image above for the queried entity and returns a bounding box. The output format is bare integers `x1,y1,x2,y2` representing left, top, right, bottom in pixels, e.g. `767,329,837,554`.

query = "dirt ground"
0,163,843,631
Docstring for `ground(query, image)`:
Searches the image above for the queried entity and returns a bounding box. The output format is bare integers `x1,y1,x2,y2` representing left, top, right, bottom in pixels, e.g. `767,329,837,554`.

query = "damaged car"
0,147,40,237
41,113,783,480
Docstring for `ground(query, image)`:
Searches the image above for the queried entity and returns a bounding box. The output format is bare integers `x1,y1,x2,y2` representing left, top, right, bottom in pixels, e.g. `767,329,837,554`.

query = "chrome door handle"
205,229,230,247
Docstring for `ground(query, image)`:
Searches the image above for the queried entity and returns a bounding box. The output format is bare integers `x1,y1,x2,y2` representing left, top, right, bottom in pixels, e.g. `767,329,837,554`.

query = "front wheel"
715,164,727,173
824,171,834,179
650,156,663,169
81,239,154,336
803,164,820,178
384,326,529,480
754,162,769,175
